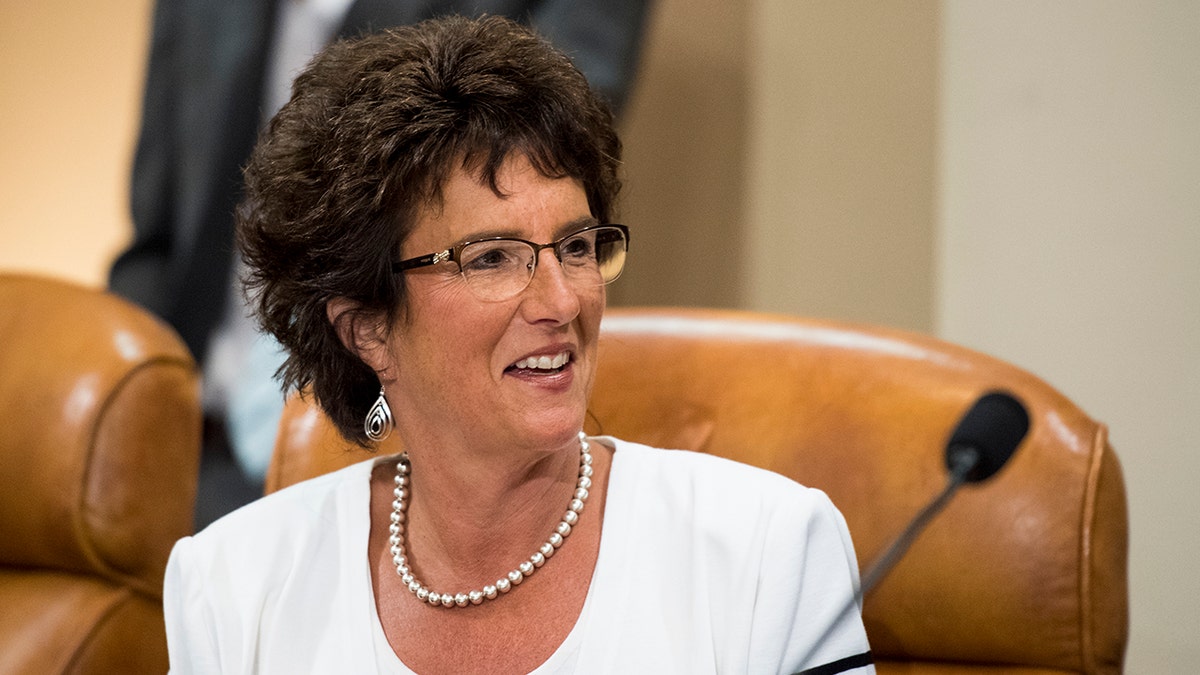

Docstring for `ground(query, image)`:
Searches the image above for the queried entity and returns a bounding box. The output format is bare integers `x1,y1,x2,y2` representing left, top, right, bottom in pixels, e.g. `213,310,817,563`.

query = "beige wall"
0,1,150,286
744,1,937,333
619,0,937,334
612,0,750,309
938,3,1200,671
2,1,1195,670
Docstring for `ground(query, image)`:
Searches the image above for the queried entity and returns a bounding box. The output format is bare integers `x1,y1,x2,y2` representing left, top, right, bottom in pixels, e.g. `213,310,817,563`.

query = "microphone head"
945,391,1030,483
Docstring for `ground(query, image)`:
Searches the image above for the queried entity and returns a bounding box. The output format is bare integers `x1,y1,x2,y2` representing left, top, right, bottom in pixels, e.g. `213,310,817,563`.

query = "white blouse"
165,438,874,674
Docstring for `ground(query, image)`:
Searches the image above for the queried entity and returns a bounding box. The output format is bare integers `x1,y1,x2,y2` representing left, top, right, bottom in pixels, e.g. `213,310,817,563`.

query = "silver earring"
364,387,393,442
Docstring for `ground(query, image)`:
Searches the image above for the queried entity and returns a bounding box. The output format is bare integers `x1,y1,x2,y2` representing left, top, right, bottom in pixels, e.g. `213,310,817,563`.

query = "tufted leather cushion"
268,307,1128,674
0,273,201,674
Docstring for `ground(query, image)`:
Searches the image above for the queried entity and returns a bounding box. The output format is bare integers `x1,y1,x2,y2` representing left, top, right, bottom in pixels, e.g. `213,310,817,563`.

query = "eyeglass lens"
458,226,627,301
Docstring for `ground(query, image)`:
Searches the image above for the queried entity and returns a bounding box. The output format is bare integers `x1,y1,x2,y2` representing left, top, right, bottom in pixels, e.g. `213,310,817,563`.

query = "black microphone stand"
858,447,977,593
792,448,980,674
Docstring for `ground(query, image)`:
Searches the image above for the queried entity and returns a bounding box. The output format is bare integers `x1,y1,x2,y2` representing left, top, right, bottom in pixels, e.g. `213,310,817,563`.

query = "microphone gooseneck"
860,390,1030,593
792,391,1030,674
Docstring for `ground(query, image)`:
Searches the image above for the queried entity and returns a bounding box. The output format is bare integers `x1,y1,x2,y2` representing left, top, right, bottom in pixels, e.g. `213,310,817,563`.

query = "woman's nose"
520,248,582,321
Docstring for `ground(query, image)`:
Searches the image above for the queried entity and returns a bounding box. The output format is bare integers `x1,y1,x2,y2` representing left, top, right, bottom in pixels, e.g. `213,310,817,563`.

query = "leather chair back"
0,274,201,674
268,307,1128,674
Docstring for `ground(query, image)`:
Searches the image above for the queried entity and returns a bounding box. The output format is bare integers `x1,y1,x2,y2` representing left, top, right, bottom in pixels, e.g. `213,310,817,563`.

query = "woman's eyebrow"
459,215,600,243
553,216,601,239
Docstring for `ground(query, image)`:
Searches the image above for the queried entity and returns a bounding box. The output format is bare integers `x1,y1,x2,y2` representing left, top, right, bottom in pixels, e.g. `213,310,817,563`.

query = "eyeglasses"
392,224,629,302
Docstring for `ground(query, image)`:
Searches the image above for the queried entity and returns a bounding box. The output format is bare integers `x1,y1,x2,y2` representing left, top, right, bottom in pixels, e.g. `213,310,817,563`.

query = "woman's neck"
396,432,586,585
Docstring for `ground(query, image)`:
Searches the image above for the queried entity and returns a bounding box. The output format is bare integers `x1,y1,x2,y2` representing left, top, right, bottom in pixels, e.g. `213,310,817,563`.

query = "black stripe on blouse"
794,650,874,675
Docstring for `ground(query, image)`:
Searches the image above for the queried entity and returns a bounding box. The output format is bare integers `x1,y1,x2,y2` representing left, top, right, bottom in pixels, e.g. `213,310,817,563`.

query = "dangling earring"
365,387,393,442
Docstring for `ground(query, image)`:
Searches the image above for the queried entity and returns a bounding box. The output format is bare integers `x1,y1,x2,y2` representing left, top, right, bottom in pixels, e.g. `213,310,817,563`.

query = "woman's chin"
512,408,590,451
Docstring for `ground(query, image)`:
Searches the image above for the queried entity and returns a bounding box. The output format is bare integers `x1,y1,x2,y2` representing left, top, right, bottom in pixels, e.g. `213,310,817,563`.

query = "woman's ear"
326,297,393,377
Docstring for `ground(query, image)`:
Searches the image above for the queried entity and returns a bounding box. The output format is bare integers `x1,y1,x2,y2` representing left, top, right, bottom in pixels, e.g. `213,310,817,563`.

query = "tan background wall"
0,1,150,286
744,1,937,333
612,0,749,309
937,3,1200,671
1,1,1195,671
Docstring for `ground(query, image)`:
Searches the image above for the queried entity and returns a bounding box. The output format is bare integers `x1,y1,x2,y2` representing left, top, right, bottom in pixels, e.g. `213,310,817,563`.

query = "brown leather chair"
0,273,201,674
268,307,1128,674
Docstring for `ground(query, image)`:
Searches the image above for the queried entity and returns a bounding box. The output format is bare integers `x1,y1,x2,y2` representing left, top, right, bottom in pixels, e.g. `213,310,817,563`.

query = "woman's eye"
560,237,595,259
462,246,520,272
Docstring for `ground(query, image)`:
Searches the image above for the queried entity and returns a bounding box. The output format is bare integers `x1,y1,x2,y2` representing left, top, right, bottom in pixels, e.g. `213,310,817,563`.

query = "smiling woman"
162,15,874,675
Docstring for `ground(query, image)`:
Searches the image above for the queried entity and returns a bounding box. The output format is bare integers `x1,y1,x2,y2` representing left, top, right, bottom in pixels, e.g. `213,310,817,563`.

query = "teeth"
514,352,570,370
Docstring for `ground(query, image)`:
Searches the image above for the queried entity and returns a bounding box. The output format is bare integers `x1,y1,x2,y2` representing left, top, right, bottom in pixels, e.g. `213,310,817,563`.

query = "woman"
163,15,873,674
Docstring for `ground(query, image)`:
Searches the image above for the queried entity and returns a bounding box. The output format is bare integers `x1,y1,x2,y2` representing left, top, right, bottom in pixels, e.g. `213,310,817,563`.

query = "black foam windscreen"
944,391,1030,483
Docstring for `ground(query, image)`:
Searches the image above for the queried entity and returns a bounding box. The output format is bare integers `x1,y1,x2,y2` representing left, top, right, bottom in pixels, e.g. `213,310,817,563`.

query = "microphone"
794,391,1029,672
858,391,1029,592
944,390,1031,483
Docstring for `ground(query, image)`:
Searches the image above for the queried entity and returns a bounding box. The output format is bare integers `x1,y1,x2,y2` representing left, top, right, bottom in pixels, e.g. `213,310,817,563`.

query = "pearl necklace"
388,432,593,608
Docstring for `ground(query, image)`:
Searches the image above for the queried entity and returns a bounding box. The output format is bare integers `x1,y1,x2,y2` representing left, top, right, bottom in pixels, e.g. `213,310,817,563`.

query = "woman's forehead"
405,156,589,247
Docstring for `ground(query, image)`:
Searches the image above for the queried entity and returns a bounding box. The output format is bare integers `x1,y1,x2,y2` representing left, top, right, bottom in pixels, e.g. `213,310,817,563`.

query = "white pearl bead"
575,487,589,501
469,590,484,605
582,452,593,465
389,523,401,536
531,552,546,567
402,573,414,585
518,561,534,576
508,570,524,585
389,511,401,524
484,585,498,599
408,580,421,593
451,594,466,607
563,510,579,526
580,464,593,478
427,592,441,605
556,521,572,537
497,578,512,593
540,542,555,558
416,587,429,601
579,476,592,489
549,533,564,548
569,498,585,513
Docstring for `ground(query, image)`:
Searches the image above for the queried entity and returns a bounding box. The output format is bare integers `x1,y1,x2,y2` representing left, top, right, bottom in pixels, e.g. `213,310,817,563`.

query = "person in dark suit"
109,0,651,527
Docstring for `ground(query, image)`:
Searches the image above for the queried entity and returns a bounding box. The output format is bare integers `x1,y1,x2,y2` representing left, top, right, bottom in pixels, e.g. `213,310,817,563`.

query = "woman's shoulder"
604,436,840,531
608,436,821,499
163,457,386,670
180,456,381,569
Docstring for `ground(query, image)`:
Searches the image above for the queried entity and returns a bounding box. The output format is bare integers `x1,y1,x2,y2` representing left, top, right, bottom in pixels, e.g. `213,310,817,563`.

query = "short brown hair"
238,15,622,445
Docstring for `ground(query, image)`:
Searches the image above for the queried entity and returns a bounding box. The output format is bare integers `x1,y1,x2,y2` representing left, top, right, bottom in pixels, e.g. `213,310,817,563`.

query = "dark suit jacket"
109,0,650,363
